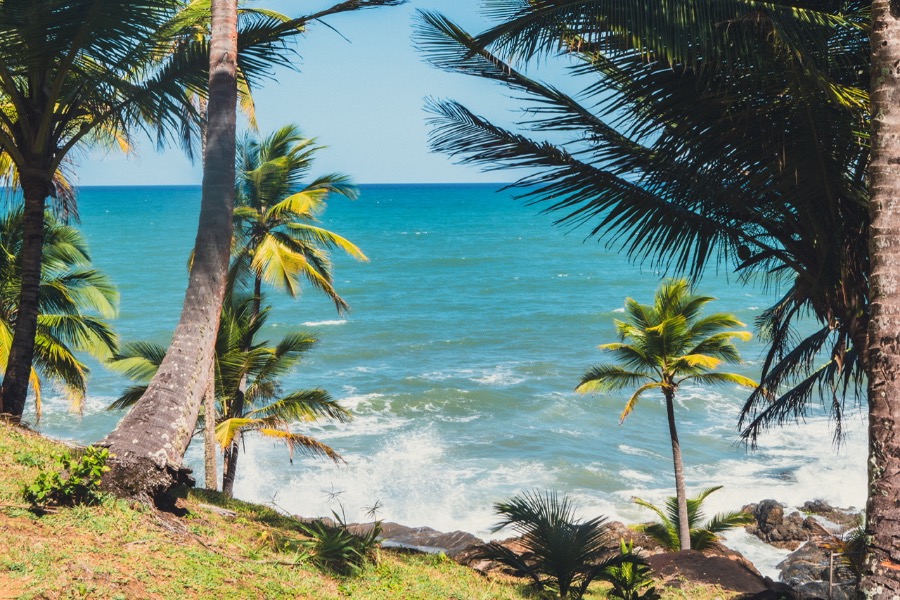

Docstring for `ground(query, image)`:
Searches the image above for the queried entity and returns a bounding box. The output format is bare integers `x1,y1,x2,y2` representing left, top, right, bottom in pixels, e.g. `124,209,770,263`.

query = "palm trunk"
100,0,239,505
203,359,217,490
219,276,260,497
862,1,900,595
221,387,245,497
665,389,690,551
0,174,50,420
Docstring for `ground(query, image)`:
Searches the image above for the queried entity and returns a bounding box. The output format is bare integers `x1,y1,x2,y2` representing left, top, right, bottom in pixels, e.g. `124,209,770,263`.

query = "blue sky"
77,0,546,186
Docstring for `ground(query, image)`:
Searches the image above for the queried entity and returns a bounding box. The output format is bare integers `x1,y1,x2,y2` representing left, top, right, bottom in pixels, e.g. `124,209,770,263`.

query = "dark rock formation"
743,500,829,550
777,542,858,600
346,521,483,559
800,500,862,530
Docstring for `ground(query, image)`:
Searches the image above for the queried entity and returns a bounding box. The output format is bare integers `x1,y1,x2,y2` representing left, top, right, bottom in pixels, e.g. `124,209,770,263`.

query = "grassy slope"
0,423,738,599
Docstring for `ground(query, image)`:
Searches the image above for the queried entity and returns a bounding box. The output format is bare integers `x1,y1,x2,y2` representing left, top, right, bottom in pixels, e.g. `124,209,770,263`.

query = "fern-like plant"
633,486,753,552
474,490,632,599
604,539,661,600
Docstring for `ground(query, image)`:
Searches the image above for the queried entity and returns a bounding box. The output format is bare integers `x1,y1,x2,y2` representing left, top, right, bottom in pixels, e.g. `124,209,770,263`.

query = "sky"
76,0,553,186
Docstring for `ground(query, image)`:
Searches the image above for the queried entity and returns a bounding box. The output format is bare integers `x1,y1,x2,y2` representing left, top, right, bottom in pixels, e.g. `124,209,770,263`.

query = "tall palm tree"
0,207,118,418
862,1,900,595
414,3,869,446
576,280,755,550
102,0,402,504
0,0,216,420
108,292,349,496
234,125,368,318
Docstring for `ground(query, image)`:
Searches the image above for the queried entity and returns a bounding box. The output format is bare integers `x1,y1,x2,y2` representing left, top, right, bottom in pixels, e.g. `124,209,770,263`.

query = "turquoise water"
31,184,866,572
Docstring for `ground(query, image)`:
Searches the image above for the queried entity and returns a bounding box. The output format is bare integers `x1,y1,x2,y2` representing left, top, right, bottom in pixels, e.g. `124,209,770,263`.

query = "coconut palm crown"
233,125,368,315
577,279,755,550
0,207,118,419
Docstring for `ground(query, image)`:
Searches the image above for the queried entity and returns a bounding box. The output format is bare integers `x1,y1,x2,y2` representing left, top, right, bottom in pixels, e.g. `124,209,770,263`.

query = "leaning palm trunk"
221,388,245,496
862,0,900,595
101,0,238,504
0,175,50,419
204,360,217,489
665,389,690,551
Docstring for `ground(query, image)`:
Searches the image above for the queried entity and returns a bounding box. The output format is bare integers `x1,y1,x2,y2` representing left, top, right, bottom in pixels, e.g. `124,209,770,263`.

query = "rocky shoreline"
348,498,864,599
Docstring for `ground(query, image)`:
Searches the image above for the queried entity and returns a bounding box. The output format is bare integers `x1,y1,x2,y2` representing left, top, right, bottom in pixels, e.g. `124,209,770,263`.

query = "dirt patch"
647,550,768,593
0,572,27,599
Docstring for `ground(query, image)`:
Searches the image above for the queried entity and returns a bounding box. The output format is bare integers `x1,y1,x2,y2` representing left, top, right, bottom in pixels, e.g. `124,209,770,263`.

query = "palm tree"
0,207,118,418
233,125,368,317
632,486,754,552
414,3,869,447
213,295,349,495
474,490,634,599
576,280,755,550
102,0,402,504
862,1,900,595
0,0,215,421
108,292,349,496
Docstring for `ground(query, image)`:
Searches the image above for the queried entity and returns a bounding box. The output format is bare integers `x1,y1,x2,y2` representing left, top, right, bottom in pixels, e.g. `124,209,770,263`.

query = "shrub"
21,446,110,508
299,511,381,575
474,490,636,599
604,539,661,600
633,486,753,551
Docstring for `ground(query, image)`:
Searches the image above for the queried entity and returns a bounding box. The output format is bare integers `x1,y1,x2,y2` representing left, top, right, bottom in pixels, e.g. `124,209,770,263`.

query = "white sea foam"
617,444,664,459
302,319,347,327
618,469,656,483
471,366,526,387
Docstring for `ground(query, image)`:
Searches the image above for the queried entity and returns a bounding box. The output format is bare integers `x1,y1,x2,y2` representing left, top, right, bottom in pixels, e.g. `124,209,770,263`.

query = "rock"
800,500,862,530
604,520,666,554
361,522,484,559
755,500,784,535
746,500,828,550
735,577,799,599
777,541,859,600
645,550,768,593
794,580,858,600
778,543,829,587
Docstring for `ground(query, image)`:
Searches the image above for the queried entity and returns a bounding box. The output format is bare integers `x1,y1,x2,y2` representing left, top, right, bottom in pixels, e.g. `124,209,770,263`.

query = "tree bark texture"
0,174,50,420
221,386,245,497
665,390,691,551
101,0,238,504
203,359,218,490
864,1,900,596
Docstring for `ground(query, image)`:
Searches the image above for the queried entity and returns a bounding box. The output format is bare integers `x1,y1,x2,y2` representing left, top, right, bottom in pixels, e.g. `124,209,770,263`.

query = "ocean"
30,183,867,575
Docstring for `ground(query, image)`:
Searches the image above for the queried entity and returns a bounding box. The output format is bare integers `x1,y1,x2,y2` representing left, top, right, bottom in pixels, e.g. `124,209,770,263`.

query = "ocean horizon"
29,183,867,576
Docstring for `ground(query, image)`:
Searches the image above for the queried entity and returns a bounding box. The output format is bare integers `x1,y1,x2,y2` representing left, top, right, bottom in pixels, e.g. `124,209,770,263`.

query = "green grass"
0,423,742,599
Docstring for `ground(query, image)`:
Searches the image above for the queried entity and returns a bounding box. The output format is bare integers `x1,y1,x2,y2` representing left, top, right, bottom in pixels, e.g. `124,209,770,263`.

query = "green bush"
21,446,110,508
633,486,753,551
604,539,660,600
299,511,382,575
474,490,637,599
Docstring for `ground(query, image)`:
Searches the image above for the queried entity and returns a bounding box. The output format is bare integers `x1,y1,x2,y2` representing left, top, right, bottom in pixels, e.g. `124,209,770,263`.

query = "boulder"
350,521,483,559
745,500,829,550
800,500,861,530
777,542,859,600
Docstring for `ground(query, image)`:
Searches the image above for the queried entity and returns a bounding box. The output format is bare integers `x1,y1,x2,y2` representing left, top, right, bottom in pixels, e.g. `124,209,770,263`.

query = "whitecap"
302,319,347,327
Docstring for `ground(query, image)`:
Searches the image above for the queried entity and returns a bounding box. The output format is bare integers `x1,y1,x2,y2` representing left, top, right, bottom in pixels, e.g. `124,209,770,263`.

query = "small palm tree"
0,208,118,419
474,490,632,599
234,125,368,316
109,291,348,496
632,486,754,552
577,279,755,551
